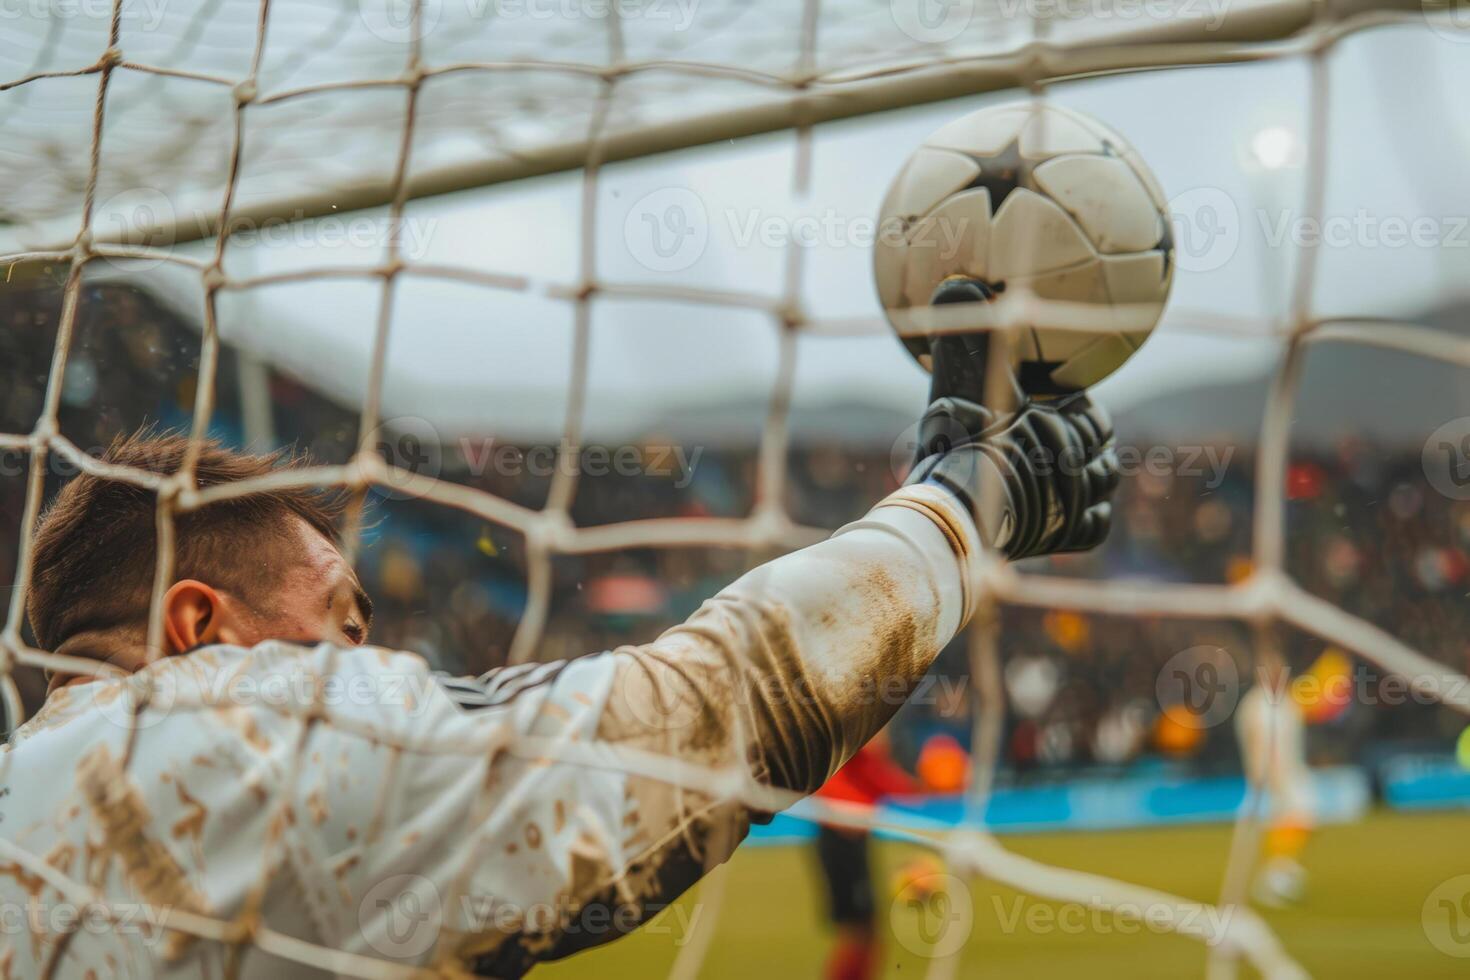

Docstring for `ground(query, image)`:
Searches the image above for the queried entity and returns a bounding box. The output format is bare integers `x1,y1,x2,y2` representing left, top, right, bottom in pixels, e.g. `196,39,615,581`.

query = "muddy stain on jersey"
75,744,212,961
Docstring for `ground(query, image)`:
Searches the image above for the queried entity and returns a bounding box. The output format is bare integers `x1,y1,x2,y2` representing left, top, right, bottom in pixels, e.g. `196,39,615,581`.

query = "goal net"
2,0,1469,977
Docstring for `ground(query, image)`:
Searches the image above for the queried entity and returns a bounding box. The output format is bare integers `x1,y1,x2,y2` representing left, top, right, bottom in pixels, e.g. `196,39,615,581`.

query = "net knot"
775,302,803,332
531,511,574,552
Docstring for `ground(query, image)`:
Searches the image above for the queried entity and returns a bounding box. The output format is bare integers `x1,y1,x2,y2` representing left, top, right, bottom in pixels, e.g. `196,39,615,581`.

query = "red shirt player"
811,730,920,980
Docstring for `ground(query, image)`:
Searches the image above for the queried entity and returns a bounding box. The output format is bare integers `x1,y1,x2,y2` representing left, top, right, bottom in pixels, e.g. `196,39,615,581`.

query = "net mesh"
2,0,1469,977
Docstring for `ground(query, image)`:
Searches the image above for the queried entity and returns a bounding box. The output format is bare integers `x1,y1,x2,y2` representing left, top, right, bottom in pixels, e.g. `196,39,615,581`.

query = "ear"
161,580,227,655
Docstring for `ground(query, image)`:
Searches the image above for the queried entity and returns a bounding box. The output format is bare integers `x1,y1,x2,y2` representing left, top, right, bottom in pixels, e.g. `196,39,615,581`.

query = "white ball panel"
1121,148,1169,211
1013,257,1110,311
1068,108,1133,150
882,147,982,223
1050,333,1136,391
1031,325,1102,362
900,230,950,309
990,189,1094,280
903,187,992,286
925,106,1030,157
873,231,906,311
1018,108,1107,158
1099,250,1168,301
1122,329,1153,351
1035,155,1162,254
1099,252,1169,331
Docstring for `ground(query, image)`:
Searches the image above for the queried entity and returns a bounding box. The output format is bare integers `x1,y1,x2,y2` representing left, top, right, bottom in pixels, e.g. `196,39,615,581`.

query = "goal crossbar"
1,0,1429,255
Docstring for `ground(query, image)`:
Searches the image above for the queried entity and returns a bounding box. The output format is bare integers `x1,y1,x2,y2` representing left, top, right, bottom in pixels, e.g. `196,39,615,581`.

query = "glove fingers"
907,389,1119,561
1060,394,1114,449
1027,411,1088,530
1086,447,1121,499
916,397,1002,463
1060,502,1112,554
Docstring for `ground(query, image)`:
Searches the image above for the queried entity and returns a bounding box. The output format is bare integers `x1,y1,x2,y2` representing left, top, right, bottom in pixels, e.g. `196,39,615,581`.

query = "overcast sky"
80,21,1470,443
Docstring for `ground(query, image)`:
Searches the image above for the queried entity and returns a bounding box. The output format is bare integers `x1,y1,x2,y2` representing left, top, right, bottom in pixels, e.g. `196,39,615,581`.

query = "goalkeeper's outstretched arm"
391,386,1117,976
2,380,1114,980
392,485,977,975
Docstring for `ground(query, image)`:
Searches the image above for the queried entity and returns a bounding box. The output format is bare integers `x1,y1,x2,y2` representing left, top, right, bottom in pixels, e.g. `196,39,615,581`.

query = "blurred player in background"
810,729,970,980
811,727,919,980
1235,659,1317,908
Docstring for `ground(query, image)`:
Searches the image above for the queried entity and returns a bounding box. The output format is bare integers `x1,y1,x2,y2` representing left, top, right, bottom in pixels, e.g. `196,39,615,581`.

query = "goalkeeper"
3,337,1117,978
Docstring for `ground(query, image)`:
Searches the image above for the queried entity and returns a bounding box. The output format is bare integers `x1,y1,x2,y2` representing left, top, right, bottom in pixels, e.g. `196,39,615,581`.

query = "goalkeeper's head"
27,430,372,688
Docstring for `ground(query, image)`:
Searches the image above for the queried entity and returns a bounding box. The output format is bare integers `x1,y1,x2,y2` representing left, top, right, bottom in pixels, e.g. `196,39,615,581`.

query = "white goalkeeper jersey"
0,486,977,979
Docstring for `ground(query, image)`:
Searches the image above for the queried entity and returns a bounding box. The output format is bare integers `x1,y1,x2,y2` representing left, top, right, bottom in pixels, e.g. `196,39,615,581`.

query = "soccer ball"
874,102,1173,396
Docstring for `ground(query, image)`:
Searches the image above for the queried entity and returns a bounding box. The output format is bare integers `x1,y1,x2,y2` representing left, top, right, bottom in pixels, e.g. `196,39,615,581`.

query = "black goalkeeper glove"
905,332,1120,561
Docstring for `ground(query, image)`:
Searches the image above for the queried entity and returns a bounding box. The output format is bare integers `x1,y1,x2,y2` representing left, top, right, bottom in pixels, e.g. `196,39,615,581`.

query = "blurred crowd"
2,278,1467,783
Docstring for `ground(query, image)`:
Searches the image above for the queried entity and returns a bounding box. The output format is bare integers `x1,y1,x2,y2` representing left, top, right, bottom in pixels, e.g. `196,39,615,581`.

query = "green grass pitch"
541,810,1469,979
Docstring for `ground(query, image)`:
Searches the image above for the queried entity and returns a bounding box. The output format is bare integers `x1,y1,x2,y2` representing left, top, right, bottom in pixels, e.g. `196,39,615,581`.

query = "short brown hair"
27,430,346,652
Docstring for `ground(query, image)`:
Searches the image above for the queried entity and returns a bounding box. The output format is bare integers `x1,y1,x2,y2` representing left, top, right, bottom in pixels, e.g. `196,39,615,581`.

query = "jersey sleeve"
315,485,979,976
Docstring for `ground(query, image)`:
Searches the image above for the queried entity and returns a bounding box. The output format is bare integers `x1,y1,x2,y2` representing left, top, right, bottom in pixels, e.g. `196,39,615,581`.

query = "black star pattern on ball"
956,135,1173,284
954,135,1122,209
955,135,1042,210
1154,209,1175,281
